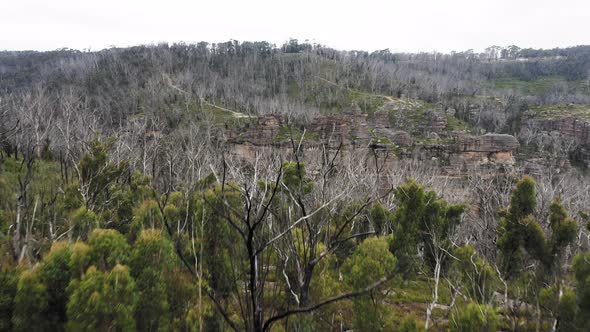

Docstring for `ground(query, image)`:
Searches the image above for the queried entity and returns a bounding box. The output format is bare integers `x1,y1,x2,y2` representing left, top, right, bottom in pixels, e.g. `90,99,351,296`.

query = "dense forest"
1,40,590,331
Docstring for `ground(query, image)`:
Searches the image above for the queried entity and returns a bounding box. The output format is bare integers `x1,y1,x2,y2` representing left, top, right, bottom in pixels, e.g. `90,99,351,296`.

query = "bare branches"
262,276,393,332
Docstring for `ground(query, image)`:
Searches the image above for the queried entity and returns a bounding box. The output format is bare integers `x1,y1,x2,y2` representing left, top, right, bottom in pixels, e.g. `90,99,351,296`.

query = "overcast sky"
1,0,589,53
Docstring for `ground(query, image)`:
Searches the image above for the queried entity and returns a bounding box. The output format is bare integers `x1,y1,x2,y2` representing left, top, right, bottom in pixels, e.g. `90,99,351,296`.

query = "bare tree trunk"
426,253,442,330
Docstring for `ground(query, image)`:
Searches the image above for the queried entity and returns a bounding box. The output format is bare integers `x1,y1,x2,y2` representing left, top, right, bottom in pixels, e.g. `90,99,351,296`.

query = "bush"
451,303,500,332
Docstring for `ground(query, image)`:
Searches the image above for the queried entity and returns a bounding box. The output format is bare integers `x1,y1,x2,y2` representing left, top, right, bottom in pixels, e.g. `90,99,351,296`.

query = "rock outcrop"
229,114,282,145
522,116,590,146
520,111,590,167
452,133,519,153
227,111,520,176
309,111,370,148
416,133,519,174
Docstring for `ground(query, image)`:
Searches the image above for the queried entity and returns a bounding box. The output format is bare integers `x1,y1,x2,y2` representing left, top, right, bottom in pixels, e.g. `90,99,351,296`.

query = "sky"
1,0,589,53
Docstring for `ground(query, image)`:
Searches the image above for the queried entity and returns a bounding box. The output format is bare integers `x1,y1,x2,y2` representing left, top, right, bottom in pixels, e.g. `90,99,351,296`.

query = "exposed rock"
491,151,514,163
522,116,590,146
523,158,571,175
452,133,519,153
369,110,390,128
390,131,413,147
415,133,520,174
520,113,590,166
228,112,519,176
229,114,282,145
423,110,448,133
426,132,440,141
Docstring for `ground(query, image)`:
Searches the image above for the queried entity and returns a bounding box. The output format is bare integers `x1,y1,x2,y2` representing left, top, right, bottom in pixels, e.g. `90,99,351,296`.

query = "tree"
388,179,465,329
74,139,128,214
129,229,176,331
66,264,137,331
556,289,577,332
497,176,541,279
69,207,98,240
499,179,578,271
12,270,49,332
38,241,73,329
87,228,130,271
497,176,579,329
547,198,578,277
162,155,399,332
572,252,590,330
450,245,497,304
390,179,465,275
0,268,17,331
343,236,397,331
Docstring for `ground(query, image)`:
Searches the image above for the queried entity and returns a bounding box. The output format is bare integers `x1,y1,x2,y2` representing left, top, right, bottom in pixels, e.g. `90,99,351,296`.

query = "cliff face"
447,133,519,168
520,109,590,167
522,116,590,146
227,111,520,176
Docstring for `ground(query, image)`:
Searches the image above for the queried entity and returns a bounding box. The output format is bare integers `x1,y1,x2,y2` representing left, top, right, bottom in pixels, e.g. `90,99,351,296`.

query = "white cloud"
0,0,588,52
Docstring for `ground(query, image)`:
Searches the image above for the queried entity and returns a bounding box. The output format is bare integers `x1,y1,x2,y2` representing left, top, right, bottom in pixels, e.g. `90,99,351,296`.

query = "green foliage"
77,139,128,212
66,264,137,331
548,198,578,270
345,236,397,289
87,228,130,271
38,242,73,328
399,315,426,332
539,286,580,331
0,268,17,331
369,201,394,235
282,161,313,195
273,125,320,143
522,215,547,262
69,242,93,278
493,76,585,96
12,270,49,332
498,178,578,281
69,207,98,239
129,199,162,240
106,171,154,235
130,229,176,331
343,236,397,331
194,184,242,299
0,175,9,234
573,252,590,329
451,303,500,332
557,289,577,332
167,268,205,331
539,286,559,313
63,183,83,211
509,176,536,220
451,245,498,303
390,179,465,274
497,176,541,278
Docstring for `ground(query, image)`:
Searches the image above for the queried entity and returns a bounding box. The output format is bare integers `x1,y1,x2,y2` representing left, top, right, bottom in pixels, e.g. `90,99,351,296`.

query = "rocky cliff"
227,110,520,176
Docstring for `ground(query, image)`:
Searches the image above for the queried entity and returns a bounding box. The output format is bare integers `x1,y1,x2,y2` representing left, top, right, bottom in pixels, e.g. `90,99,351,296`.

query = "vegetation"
0,41,589,331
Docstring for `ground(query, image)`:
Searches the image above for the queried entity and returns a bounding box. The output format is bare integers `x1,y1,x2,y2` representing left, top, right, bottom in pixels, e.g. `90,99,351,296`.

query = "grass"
387,276,453,305
183,100,255,128
273,125,320,143
493,76,590,96
1,157,62,195
345,89,391,114
528,103,590,121
446,114,470,132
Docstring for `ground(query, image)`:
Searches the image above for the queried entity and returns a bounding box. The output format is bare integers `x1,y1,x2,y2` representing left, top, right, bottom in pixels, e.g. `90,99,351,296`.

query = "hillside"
1,41,590,331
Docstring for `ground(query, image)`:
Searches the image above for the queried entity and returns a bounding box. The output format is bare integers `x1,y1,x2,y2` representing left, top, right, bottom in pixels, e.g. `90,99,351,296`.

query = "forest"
1,40,590,331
